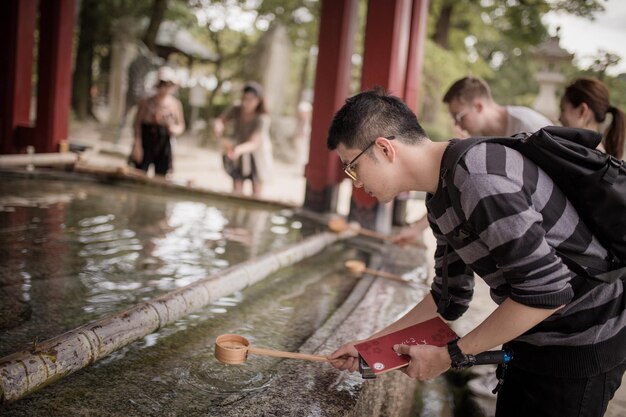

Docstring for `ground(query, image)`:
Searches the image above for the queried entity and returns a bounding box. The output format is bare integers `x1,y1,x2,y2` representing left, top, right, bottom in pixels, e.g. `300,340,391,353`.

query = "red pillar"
350,0,414,231
0,0,37,154
34,0,76,153
303,0,359,213
404,0,429,115
392,0,429,224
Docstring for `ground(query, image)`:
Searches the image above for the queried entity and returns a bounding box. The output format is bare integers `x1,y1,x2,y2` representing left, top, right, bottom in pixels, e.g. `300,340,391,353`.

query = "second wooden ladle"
344,260,409,284
215,334,332,365
327,217,392,241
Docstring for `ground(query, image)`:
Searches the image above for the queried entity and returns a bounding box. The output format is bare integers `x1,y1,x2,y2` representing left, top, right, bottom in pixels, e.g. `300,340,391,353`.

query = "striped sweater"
426,142,626,377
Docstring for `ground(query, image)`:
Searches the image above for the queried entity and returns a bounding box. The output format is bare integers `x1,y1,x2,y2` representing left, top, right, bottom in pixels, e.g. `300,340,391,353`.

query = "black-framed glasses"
452,108,469,125
343,136,395,182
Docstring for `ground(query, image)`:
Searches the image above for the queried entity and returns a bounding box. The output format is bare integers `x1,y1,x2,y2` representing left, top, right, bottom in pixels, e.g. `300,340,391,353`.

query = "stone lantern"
531,30,574,122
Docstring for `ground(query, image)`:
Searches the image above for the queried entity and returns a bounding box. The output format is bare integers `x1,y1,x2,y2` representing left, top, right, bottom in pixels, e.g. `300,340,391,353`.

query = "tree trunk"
72,0,99,121
431,2,454,50
0,230,353,404
143,0,169,52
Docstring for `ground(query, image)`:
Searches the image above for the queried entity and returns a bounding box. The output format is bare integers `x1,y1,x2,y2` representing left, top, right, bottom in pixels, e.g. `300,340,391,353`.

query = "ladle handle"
364,267,407,283
247,347,330,362
357,227,392,241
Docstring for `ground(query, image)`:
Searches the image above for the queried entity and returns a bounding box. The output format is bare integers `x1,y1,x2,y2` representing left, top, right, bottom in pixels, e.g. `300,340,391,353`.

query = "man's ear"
375,136,396,161
473,99,484,113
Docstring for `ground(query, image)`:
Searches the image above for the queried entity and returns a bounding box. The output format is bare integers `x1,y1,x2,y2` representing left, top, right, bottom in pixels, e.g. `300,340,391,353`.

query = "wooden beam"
304,0,359,213
35,0,76,153
0,0,37,154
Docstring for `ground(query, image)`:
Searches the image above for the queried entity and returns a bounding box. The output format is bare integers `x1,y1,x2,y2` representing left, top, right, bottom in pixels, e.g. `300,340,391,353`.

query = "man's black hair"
327,87,428,151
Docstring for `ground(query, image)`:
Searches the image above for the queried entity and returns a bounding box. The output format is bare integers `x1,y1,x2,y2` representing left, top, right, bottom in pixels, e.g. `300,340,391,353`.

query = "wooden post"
393,0,429,225
34,0,76,153
350,0,413,231
403,0,429,115
303,0,359,213
0,0,36,154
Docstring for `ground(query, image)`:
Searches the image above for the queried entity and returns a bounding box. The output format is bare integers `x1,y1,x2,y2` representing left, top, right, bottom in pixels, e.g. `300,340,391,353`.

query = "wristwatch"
447,337,476,369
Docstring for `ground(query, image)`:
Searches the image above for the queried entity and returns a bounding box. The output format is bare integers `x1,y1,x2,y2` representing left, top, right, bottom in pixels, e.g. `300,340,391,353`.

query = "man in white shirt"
443,76,551,137
392,76,552,246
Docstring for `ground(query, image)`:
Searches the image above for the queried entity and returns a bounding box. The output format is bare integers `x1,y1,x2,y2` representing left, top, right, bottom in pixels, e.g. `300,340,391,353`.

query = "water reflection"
0,178,314,357
1,240,359,416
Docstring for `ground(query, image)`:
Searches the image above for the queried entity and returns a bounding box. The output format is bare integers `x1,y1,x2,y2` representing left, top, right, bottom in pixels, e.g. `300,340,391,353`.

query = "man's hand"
328,341,361,372
226,146,241,160
393,344,451,380
391,222,427,247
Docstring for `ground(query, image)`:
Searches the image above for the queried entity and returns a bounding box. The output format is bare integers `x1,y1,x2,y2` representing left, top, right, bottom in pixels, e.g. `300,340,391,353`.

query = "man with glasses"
391,76,552,247
444,76,551,137
327,88,626,417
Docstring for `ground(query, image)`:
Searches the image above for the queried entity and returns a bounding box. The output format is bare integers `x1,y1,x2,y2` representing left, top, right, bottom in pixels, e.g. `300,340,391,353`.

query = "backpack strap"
558,252,626,283
437,137,495,315
437,244,451,314
441,137,493,222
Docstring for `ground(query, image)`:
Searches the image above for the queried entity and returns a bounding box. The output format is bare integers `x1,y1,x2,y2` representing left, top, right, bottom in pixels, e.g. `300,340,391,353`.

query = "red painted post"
404,0,429,115
0,0,37,154
392,0,429,225
303,0,359,213
35,0,76,153
350,0,413,231
360,0,412,94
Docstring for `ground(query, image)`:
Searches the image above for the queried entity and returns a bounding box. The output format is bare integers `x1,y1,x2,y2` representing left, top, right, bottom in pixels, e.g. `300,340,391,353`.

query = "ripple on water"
186,349,274,396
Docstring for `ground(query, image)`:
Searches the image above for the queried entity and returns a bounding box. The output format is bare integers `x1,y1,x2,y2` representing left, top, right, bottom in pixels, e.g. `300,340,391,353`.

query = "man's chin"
377,194,394,204
365,189,394,203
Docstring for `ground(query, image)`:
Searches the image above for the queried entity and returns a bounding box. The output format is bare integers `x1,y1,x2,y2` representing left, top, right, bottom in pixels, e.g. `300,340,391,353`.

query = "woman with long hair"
213,82,274,197
560,77,625,159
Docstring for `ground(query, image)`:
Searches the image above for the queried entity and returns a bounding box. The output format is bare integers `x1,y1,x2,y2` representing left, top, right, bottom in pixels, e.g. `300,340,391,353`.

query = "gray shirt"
505,105,552,136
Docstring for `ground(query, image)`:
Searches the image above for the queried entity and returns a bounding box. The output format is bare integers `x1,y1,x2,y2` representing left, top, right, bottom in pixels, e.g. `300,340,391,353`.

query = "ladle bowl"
215,334,332,365
327,217,353,233
343,260,409,284
344,259,367,275
327,217,392,241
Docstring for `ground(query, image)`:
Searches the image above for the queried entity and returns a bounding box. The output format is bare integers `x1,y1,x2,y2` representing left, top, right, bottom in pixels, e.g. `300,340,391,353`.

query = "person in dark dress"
132,67,185,176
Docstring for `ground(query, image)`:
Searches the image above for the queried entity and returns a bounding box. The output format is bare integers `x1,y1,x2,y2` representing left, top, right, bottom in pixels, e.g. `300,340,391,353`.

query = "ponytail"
605,106,625,159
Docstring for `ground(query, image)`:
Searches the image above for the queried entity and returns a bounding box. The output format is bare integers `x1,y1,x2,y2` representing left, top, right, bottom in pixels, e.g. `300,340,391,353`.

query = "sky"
543,0,626,76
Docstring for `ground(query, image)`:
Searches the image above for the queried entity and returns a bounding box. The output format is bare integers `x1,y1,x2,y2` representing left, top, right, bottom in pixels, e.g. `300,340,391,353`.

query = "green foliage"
74,0,626,132
419,0,622,136
419,39,472,141
185,0,320,117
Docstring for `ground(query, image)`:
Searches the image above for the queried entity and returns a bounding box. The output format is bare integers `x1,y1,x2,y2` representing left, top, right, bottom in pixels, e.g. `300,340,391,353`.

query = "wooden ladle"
327,217,392,241
344,260,408,283
215,334,331,365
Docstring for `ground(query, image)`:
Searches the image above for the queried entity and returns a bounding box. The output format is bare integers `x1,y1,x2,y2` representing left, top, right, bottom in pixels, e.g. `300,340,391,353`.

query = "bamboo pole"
0,152,78,168
0,230,351,404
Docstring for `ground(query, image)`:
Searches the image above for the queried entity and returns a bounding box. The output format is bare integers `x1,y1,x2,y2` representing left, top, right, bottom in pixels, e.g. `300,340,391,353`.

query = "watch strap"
447,337,476,369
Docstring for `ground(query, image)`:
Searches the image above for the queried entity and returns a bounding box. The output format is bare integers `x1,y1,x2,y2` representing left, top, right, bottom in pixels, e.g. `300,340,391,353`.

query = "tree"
143,0,170,52
72,0,103,121
421,0,608,138
188,0,320,117
71,0,195,121
589,50,622,81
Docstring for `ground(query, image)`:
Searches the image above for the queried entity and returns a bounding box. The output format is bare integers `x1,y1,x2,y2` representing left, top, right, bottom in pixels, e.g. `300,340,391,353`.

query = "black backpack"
437,126,626,313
